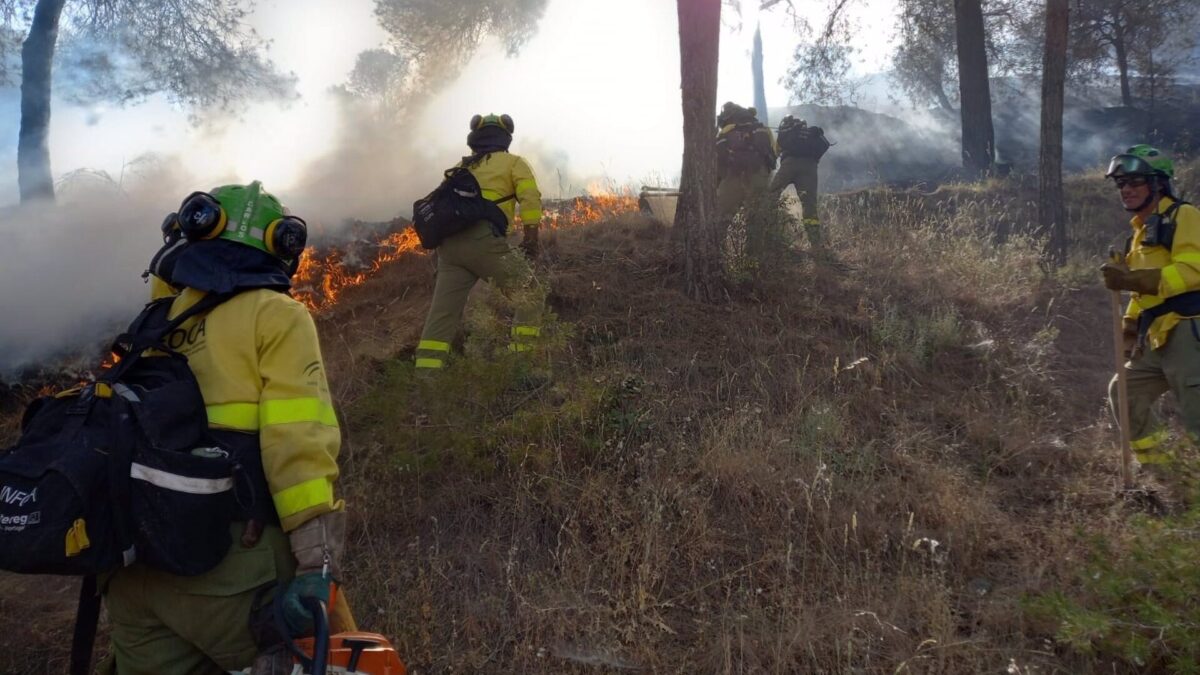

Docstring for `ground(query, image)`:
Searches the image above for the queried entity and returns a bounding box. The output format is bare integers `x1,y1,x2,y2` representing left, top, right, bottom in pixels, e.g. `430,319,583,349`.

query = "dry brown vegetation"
1,162,1197,673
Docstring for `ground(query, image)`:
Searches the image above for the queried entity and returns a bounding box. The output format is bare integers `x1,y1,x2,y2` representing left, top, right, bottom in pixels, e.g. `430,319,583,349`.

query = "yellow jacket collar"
1132,195,1177,228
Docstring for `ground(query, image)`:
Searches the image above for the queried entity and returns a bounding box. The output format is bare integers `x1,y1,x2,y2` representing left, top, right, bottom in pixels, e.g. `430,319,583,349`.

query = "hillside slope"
0,173,1183,673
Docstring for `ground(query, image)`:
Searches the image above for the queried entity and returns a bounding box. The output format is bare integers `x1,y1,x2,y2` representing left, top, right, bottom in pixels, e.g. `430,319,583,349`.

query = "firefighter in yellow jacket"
1101,145,1200,483
105,181,350,674
715,102,777,257
414,113,544,369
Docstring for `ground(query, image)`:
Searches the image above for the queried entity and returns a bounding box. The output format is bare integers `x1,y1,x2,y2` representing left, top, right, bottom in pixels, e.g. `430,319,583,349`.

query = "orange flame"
292,226,421,311
293,191,640,312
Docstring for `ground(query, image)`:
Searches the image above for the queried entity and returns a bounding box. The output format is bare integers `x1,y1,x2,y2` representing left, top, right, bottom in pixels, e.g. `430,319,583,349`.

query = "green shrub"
1028,504,1200,672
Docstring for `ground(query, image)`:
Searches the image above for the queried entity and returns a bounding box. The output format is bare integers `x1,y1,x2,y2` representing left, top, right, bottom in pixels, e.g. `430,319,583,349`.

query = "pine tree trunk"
1040,0,1070,265
674,0,723,302
953,0,995,178
1113,22,1133,107
17,0,68,203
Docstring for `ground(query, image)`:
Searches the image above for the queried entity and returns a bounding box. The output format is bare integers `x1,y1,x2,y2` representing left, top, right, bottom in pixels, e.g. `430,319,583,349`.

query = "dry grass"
2,166,1194,673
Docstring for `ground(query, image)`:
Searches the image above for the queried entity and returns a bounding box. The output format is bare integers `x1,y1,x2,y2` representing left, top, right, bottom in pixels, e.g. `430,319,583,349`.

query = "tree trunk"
1114,41,1132,106
674,0,724,302
1112,18,1132,107
17,0,68,203
1040,0,1070,265
953,0,995,178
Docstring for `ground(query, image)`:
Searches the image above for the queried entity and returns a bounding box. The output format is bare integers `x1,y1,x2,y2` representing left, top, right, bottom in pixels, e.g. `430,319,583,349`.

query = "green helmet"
178,180,307,261
1106,144,1174,180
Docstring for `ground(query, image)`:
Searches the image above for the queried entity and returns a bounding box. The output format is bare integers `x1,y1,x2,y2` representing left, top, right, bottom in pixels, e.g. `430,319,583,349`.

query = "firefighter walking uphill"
413,113,546,370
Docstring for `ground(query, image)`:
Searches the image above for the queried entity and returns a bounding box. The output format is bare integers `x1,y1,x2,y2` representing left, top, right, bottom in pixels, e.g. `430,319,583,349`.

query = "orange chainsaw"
275,594,407,675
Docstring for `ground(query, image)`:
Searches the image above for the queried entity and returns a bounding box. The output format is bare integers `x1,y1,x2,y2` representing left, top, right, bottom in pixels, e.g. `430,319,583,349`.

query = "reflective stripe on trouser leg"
509,325,540,352
1131,428,1172,465
417,254,480,369
415,339,450,369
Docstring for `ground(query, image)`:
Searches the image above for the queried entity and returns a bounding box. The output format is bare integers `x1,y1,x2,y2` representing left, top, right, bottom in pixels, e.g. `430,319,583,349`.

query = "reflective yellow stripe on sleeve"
415,358,445,369
260,398,338,428
515,178,538,195
520,208,542,223
1161,265,1186,296
273,477,335,519
207,402,260,431
512,326,540,337
1172,252,1200,266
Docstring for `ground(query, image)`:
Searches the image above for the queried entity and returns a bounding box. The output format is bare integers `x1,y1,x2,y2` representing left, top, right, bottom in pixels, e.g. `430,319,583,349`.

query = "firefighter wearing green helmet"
413,113,545,370
715,102,777,257
1100,145,1200,489
104,182,355,674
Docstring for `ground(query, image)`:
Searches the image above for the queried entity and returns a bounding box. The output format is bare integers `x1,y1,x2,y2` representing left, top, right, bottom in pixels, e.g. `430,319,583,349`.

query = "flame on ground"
292,191,641,312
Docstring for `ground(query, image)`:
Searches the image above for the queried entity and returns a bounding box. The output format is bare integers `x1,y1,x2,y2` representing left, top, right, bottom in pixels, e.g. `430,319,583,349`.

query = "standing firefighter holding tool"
110,181,353,674
1101,145,1200,502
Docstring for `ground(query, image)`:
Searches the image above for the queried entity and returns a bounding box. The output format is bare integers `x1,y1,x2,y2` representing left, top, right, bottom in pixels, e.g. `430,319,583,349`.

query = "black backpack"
0,292,243,578
780,124,831,160
717,122,772,173
411,166,514,249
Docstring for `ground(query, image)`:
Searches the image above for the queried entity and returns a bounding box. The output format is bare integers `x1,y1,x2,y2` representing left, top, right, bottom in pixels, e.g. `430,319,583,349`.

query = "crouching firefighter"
1100,145,1200,491
103,181,354,674
413,113,546,369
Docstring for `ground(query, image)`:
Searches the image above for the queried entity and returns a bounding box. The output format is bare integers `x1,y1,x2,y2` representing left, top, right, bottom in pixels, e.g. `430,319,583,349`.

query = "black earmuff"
177,192,227,242
160,212,181,244
264,215,308,260
470,113,515,133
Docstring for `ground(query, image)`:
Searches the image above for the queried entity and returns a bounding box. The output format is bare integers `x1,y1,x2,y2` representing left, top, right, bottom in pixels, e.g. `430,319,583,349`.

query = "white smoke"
0,167,186,375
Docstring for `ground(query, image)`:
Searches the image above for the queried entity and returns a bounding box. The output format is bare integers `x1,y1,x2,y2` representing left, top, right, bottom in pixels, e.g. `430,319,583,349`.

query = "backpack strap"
106,292,238,383
492,194,516,205
69,575,101,675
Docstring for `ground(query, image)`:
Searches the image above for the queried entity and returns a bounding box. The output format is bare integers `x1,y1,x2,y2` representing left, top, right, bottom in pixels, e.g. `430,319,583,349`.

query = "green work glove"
281,572,331,636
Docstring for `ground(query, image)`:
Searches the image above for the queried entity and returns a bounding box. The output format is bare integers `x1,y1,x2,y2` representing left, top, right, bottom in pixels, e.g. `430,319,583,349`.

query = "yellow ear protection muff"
177,182,308,263
263,214,308,260
177,191,227,241
469,113,514,133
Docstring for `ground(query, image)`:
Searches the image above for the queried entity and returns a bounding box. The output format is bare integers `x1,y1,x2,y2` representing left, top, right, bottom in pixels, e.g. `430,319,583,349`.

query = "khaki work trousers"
716,170,771,257
415,221,541,368
1109,319,1200,466
102,524,295,675
770,156,822,249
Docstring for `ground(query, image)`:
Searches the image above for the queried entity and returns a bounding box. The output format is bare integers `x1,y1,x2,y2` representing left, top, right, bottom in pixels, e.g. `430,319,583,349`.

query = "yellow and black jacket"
461,151,543,230
1123,197,1200,350
161,287,342,533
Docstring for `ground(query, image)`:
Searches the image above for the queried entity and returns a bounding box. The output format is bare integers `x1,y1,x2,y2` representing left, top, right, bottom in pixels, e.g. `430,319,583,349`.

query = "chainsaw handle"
276,596,330,675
